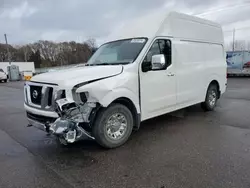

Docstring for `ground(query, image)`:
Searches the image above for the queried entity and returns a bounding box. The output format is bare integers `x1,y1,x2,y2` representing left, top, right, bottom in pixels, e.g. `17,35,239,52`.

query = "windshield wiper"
97,62,130,65
86,62,130,66
95,63,110,66
85,63,109,66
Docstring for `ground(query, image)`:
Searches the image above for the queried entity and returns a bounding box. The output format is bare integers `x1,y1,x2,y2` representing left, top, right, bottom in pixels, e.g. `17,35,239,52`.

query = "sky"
1,0,250,46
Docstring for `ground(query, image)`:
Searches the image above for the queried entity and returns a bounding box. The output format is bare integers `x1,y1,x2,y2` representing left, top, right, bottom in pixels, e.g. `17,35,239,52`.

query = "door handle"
167,73,175,77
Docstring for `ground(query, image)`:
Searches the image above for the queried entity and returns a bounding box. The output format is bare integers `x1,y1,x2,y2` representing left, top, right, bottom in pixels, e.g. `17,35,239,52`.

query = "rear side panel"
174,39,226,109
204,44,227,95
174,39,208,106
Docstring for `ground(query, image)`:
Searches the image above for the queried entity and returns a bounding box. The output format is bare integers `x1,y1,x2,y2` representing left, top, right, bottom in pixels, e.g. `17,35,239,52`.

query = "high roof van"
24,11,227,148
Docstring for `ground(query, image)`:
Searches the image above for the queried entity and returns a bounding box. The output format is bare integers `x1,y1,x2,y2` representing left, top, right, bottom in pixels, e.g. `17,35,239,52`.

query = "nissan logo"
32,90,38,99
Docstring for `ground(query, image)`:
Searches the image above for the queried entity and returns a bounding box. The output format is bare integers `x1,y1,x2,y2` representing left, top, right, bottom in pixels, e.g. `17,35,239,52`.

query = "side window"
143,39,171,69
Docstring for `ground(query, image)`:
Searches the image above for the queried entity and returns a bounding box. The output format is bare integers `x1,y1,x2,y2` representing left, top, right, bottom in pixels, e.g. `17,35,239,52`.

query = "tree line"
2,39,248,69
0,39,97,68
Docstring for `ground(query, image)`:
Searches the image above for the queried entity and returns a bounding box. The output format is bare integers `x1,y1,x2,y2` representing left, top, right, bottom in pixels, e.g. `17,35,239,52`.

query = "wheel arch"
92,97,141,131
110,97,141,130
209,80,221,99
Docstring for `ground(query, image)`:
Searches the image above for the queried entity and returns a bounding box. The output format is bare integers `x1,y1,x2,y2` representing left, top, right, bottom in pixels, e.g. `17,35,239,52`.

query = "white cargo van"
24,11,227,148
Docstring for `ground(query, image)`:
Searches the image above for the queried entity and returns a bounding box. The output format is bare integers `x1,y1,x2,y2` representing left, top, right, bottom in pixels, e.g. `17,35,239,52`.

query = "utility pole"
232,28,235,52
4,34,11,65
60,47,63,66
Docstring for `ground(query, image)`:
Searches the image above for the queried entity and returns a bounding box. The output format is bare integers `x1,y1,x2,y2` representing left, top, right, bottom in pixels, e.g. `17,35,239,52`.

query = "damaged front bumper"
27,98,98,144
49,118,95,143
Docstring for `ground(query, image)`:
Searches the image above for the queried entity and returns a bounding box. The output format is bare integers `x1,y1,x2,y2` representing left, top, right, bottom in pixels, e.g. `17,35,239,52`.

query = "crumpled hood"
31,65,123,87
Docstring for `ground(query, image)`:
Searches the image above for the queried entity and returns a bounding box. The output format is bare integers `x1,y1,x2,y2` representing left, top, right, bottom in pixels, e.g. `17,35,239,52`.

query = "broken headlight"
73,92,89,104
80,92,88,103
54,89,66,100
55,98,95,123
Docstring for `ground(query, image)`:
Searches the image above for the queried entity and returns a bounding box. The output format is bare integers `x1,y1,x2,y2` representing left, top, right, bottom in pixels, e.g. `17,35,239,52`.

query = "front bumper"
26,111,57,132
26,110,95,142
27,116,51,132
24,103,58,118
25,96,98,144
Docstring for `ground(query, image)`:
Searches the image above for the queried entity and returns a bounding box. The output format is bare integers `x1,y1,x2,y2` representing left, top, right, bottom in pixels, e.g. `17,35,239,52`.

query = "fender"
206,73,221,87
75,71,140,113
99,88,141,114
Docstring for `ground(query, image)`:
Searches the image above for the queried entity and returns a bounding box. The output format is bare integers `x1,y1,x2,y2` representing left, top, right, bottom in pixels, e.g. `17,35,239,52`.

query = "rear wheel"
3,79,7,83
93,104,133,149
201,84,218,111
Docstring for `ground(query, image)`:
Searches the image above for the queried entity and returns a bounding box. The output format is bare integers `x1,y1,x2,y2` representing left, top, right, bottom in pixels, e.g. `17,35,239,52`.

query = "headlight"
54,90,66,100
73,92,89,104
80,92,89,103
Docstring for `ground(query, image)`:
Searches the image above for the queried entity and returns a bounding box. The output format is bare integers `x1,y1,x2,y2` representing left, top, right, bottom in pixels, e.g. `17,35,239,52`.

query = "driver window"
143,39,172,68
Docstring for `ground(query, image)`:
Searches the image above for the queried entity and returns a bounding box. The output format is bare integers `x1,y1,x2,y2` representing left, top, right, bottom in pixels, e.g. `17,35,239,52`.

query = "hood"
31,65,123,87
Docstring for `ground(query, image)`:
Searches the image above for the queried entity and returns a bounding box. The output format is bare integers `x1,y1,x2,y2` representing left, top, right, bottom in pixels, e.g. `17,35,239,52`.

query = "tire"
93,104,134,149
201,84,218,111
4,79,7,83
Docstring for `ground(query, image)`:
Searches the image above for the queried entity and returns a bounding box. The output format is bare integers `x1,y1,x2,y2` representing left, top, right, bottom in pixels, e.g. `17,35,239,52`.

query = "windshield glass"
87,38,147,65
0,69,4,72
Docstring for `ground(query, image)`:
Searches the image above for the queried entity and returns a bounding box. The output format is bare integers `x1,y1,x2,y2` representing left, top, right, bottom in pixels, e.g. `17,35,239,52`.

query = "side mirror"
151,54,166,70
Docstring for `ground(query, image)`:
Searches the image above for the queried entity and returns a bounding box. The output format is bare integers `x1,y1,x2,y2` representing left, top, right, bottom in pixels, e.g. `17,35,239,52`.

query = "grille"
26,83,58,111
30,85,42,105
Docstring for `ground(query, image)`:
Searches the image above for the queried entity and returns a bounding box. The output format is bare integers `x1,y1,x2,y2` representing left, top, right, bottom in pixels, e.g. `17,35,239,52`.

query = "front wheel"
201,84,218,111
93,104,134,149
3,79,7,83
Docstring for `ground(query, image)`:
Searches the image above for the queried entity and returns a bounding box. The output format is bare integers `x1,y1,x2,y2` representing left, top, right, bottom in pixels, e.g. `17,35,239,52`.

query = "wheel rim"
105,113,128,140
208,90,217,107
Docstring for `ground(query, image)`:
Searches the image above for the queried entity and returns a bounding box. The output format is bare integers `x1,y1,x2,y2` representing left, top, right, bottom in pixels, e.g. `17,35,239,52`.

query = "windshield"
0,69,4,72
87,38,147,65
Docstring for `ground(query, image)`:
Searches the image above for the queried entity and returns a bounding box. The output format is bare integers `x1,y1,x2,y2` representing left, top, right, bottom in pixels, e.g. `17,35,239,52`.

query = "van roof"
106,11,224,45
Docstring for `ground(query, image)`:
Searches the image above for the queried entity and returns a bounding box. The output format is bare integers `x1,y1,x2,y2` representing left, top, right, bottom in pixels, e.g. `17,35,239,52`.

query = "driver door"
139,38,176,120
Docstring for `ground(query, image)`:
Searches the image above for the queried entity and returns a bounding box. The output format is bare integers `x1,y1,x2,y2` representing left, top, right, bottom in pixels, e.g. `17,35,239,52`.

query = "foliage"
0,39,97,68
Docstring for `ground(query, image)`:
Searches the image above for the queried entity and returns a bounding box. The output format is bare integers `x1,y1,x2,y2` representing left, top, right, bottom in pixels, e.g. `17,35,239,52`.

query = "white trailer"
0,62,35,74
227,51,250,75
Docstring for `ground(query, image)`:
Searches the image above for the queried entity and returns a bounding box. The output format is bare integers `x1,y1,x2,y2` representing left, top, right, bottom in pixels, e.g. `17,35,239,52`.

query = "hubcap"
208,90,217,107
105,113,127,140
